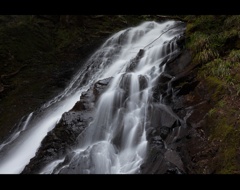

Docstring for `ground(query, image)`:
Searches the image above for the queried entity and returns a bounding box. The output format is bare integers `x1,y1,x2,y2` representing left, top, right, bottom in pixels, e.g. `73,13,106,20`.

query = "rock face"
22,23,212,174
140,41,212,174
22,77,112,174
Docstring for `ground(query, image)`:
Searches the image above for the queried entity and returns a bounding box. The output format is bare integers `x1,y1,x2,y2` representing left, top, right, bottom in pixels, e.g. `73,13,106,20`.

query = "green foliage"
200,59,231,79
207,109,240,174
219,146,238,174
217,99,226,108
203,76,226,102
193,48,219,65
217,126,240,174
186,15,219,33
208,108,217,117
224,15,240,29
227,50,240,63
184,15,240,174
211,123,233,140
236,84,240,96
187,32,210,53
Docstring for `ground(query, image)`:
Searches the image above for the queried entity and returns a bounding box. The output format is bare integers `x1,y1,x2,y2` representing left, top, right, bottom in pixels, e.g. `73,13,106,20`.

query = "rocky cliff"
1,15,240,174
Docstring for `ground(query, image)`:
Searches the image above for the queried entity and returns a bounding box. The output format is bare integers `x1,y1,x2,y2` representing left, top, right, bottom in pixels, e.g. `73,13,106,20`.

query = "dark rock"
156,72,173,84
164,149,184,172
146,103,179,130
152,72,173,102
164,49,192,76
119,73,132,96
159,126,171,140
139,75,148,91
126,49,145,72
93,77,112,97
21,23,212,174
152,84,168,102
117,29,130,45
165,166,183,174
150,136,165,149
176,35,185,50
140,44,211,174
140,147,168,174
175,81,199,96
21,77,111,174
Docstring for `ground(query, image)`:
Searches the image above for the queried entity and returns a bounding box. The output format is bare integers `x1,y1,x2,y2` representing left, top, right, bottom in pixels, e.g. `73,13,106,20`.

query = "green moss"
217,99,227,108
218,133,240,174
181,15,240,174
224,15,240,29
205,95,240,174
185,15,219,33
185,15,240,67
186,32,210,53
204,76,226,101
210,123,232,140
193,49,219,65
207,108,217,117
227,49,240,63
206,108,240,173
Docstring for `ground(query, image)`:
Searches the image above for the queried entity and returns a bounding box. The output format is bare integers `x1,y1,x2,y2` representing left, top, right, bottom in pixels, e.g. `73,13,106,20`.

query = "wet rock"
140,148,168,174
139,75,148,91
147,103,179,130
22,25,212,174
93,77,112,97
150,136,165,149
126,49,145,72
152,72,173,102
117,29,130,45
157,72,173,84
164,149,184,172
165,166,183,174
141,46,212,174
175,81,199,96
119,73,132,95
164,49,192,76
176,35,185,50
21,77,111,174
159,126,171,140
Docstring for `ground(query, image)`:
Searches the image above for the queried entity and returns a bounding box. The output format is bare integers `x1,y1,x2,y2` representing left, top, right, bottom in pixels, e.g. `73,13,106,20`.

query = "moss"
178,15,240,174
204,93,240,174
206,113,240,173
210,122,233,140
204,76,226,101
224,15,240,29
218,132,240,174
217,99,227,108
227,49,240,63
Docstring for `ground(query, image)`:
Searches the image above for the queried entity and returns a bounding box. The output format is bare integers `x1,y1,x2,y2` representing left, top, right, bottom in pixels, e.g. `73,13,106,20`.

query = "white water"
0,20,185,174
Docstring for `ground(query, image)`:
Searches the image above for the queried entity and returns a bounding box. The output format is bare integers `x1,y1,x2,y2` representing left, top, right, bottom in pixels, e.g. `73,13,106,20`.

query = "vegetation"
181,15,240,173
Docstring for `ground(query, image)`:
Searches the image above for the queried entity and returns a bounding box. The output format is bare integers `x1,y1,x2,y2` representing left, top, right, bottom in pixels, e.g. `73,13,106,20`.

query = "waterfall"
0,20,186,174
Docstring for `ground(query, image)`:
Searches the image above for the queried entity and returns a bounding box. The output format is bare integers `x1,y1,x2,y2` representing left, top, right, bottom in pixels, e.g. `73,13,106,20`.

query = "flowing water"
0,20,185,174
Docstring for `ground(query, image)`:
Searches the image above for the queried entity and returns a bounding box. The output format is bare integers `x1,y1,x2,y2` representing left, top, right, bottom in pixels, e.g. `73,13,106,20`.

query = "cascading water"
0,20,186,174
